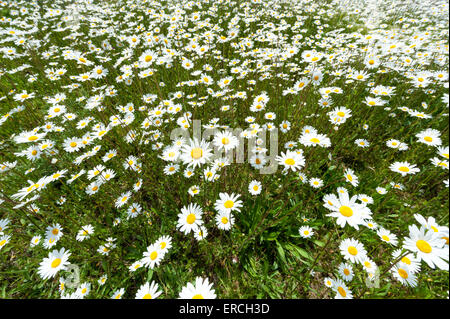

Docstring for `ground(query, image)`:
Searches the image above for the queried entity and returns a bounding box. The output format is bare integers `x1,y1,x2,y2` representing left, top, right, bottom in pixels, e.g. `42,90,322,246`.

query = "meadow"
0,0,448,299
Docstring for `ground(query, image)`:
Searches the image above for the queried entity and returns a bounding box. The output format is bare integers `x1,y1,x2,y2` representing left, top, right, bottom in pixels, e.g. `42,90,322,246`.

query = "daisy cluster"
0,0,448,299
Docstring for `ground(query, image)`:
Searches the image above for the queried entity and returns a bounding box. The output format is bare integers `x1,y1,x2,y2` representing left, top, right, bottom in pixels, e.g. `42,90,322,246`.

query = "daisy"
332,278,352,299
403,225,448,270
377,228,398,246
386,139,408,150
214,192,243,214
14,130,46,144
361,258,378,274
115,191,131,208
45,224,63,242
436,146,449,159
324,191,371,229
177,203,204,234
178,277,216,299
188,185,200,196
76,283,91,298
0,235,11,250
338,263,354,282
389,161,420,176
276,150,305,172
111,288,125,299
309,178,323,188
430,157,449,170
0,219,9,233
339,238,367,264
392,249,421,274
76,224,94,242
344,169,359,187
180,138,213,168
30,235,42,247
299,132,331,148
129,260,144,272
358,194,373,205
328,107,352,125
416,129,442,147
299,226,314,238
63,137,83,153
248,180,262,195
391,265,418,287
216,211,234,231
324,277,334,288
355,139,370,148
98,275,107,286
213,130,239,152
142,243,165,269
155,235,172,254
38,248,71,280
194,225,208,241
135,281,162,299
376,187,387,195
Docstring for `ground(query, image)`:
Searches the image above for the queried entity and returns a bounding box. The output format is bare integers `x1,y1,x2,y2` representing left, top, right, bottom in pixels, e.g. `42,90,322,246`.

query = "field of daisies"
0,0,448,299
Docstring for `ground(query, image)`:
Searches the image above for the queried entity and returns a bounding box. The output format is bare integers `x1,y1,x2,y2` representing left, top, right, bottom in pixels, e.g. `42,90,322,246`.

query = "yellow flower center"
191,148,203,159
337,287,346,297
337,111,345,117
343,269,350,276
28,135,38,141
310,138,320,143
285,158,295,166
150,251,158,260
224,200,234,209
70,142,77,147
221,217,229,224
186,213,196,224
222,137,230,145
382,235,390,241
398,268,408,279
192,294,204,299
348,246,358,256
51,258,62,268
339,206,353,217
143,294,152,299
401,256,411,265
52,228,59,235
398,166,410,172
424,136,433,142
416,240,432,253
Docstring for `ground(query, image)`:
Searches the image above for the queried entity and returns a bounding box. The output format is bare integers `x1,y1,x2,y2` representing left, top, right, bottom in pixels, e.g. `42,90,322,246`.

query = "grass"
0,0,448,299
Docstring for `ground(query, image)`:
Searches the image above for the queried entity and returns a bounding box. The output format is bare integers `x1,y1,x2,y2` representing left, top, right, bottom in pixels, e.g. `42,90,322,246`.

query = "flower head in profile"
178,277,216,299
